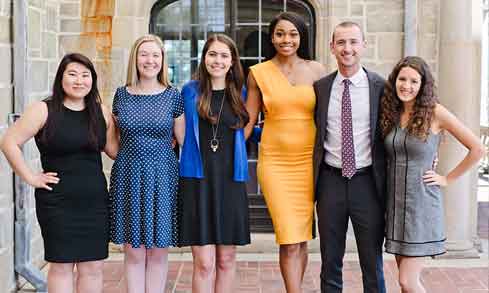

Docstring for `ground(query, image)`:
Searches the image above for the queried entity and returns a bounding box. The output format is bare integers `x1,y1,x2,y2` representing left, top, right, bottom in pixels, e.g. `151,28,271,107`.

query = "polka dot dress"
109,86,184,248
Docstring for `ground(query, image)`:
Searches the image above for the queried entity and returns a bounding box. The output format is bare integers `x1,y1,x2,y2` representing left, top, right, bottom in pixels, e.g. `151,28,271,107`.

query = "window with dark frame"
150,0,315,87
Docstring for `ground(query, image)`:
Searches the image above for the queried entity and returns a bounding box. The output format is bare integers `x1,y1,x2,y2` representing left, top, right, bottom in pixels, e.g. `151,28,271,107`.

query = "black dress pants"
316,163,386,293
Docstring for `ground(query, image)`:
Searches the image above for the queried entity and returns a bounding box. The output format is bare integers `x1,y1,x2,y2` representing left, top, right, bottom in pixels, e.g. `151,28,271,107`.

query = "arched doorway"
150,0,315,86
150,0,316,232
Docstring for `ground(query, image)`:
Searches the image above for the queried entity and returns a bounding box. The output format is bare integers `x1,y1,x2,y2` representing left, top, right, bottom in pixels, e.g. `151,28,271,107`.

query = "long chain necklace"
209,92,226,152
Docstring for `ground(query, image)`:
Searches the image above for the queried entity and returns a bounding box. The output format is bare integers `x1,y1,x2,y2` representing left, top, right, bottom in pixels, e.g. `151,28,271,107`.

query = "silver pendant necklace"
210,92,226,152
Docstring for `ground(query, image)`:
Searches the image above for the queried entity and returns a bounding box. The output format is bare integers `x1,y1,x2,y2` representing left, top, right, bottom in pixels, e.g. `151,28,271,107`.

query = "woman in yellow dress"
245,12,326,292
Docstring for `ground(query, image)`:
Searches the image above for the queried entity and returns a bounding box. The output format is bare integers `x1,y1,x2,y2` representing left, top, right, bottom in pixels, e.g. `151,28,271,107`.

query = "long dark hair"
40,53,104,150
195,34,249,128
380,56,438,140
267,12,311,60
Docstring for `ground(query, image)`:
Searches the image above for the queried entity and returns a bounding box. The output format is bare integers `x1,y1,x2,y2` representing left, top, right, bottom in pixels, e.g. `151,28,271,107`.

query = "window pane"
157,0,207,25
181,26,206,58
155,1,182,27
179,0,204,25
164,40,188,85
207,0,227,25
287,0,312,26
260,25,274,59
237,0,259,23
262,0,284,23
207,24,229,35
235,26,260,57
183,26,206,77
235,28,271,60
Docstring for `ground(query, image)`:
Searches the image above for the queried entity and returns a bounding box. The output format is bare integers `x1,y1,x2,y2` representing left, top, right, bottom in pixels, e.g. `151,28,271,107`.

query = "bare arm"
244,72,263,139
101,104,119,160
423,104,485,186
0,101,59,190
174,114,185,146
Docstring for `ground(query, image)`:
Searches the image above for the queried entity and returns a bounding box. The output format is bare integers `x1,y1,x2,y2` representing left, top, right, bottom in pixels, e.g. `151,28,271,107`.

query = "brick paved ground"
100,258,488,293
20,178,489,293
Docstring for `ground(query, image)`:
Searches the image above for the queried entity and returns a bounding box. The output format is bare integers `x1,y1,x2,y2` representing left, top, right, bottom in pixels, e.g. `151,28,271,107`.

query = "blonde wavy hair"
126,34,170,87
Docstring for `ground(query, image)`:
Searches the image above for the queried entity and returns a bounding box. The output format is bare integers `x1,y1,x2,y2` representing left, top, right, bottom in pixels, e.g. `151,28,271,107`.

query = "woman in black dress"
179,34,250,292
0,53,118,293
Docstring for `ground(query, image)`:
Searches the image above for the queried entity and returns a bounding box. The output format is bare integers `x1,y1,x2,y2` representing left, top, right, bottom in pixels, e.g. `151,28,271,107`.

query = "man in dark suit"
313,21,386,293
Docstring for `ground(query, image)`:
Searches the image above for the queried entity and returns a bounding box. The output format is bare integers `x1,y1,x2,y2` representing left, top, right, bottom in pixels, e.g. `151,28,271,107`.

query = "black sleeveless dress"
178,90,250,246
34,102,109,263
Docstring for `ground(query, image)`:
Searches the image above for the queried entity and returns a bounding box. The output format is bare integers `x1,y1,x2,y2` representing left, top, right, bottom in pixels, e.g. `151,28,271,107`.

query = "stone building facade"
0,0,484,292
0,0,14,290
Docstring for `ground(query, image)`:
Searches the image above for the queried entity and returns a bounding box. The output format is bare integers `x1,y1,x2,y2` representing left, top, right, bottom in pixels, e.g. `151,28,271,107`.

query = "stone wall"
25,0,63,275
59,0,152,102
0,0,62,291
314,0,440,78
0,0,15,291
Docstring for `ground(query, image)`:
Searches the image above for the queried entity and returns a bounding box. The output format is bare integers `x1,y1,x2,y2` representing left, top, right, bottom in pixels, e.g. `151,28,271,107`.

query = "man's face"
330,26,366,71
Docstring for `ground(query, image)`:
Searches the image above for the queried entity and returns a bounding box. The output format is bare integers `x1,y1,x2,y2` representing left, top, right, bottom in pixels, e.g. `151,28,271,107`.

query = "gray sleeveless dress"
384,126,446,256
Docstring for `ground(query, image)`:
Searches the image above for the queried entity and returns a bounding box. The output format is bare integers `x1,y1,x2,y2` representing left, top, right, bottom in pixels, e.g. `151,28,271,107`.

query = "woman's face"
62,62,92,100
396,66,422,104
204,40,233,80
271,20,300,57
137,41,163,80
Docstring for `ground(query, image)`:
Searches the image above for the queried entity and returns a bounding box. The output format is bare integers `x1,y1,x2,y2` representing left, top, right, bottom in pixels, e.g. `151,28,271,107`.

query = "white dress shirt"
324,68,372,168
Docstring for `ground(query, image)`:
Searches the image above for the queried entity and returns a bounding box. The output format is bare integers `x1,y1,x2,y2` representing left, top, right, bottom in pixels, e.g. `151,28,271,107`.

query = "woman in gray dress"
380,56,485,293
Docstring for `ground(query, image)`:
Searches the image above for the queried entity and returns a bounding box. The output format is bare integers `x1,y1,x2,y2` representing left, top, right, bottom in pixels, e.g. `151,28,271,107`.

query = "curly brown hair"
380,56,438,140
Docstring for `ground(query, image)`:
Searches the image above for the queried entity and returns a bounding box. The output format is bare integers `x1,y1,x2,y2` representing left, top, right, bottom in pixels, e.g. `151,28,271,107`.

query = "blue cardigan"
179,80,248,182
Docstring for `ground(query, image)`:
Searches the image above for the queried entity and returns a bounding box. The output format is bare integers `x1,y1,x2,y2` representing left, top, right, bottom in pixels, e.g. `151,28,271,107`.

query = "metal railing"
9,113,47,293
481,126,489,174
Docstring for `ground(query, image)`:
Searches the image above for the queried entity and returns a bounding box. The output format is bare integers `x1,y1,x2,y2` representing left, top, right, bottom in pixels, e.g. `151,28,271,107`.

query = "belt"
322,164,372,176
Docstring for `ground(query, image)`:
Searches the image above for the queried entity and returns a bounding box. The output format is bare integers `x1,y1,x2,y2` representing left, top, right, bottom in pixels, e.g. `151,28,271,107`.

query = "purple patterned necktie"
341,79,356,178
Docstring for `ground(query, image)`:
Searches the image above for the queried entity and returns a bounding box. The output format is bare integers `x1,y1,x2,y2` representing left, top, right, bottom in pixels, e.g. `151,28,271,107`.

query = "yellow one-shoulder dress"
250,60,316,244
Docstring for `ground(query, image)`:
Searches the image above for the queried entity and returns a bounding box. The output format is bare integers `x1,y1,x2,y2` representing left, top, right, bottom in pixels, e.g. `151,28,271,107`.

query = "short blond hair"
126,34,170,87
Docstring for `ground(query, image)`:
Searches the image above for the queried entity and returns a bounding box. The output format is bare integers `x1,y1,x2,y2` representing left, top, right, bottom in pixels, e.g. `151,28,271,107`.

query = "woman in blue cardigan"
178,34,250,293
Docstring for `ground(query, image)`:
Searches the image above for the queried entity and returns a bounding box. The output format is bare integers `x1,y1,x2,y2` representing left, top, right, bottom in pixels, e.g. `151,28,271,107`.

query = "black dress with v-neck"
178,90,250,246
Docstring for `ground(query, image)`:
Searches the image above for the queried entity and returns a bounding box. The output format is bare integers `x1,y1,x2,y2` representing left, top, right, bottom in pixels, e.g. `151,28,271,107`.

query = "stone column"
483,0,489,124
437,0,481,257
403,0,417,56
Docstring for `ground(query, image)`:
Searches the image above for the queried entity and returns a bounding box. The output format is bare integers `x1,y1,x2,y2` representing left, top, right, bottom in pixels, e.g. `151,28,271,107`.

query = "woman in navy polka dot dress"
109,35,185,293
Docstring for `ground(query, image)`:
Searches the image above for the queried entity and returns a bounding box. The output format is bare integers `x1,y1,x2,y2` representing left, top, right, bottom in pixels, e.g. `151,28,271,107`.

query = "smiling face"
136,41,163,81
330,25,366,73
62,62,92,100
271,19,300,57
396,66,422,105
204,40,233,80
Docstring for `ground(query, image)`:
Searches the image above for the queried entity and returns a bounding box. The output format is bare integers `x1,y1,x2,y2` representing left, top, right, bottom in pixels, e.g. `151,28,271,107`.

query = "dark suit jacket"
313,68,386,204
